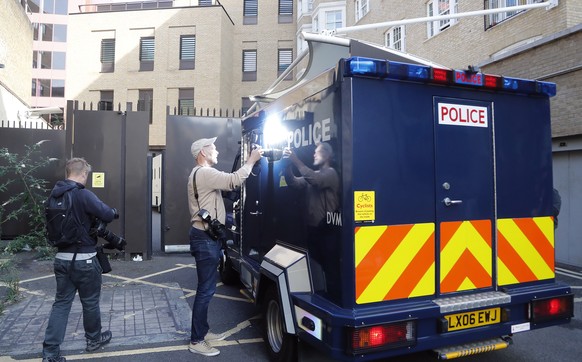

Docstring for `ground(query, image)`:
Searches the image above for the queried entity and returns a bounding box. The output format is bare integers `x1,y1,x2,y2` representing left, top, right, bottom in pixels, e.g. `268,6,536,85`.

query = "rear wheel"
263,286,297,362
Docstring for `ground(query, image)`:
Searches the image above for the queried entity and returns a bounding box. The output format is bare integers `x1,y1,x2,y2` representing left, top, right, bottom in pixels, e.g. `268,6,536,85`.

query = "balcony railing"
79,1,217,13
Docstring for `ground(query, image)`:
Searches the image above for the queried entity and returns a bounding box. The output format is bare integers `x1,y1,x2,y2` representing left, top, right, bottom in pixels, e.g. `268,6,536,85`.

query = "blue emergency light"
342,56,557,97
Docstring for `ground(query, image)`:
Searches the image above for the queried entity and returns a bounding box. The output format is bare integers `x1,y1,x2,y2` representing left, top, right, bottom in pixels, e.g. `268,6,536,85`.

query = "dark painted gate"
67,101,151,260
163,116,241,252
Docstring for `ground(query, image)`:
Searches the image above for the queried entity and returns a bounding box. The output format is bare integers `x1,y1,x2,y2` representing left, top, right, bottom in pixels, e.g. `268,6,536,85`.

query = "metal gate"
162,115,241,252
67,101,151,260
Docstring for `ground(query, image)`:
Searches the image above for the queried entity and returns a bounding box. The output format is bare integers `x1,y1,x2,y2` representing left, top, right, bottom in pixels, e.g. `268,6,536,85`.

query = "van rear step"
434,337,512,360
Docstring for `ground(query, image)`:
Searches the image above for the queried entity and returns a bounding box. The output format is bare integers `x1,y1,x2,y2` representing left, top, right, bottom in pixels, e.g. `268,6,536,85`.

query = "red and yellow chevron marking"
355,223,435,304
497,216,555,286
440,220,492,294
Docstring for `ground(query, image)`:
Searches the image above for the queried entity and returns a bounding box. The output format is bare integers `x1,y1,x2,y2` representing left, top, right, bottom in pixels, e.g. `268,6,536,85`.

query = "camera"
95,220,126,251
198,209,227,241
262,148,283,162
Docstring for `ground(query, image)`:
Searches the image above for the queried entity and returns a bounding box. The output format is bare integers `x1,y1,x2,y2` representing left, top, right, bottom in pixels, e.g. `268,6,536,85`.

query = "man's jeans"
43,257,103,357
189,227,221,343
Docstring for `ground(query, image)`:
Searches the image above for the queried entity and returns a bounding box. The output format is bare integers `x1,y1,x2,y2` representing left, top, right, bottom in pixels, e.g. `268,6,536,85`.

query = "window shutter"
279,0,293,15
140,37,155,61
244,0,258,16
278,49,292,72
101,39,115,63
243,50,257,72
180,36,196,60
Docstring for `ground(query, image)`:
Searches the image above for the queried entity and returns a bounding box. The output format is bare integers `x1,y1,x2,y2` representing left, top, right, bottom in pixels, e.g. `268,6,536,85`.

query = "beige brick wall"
345,0,573,70
0,0,33,106
66,2,297,147
481,31,582,138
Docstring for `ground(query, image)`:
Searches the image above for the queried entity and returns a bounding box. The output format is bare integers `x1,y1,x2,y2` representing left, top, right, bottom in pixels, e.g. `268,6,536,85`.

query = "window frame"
484,0,538,29
243,0,258,25
385,26,405,52
138,89,154,123
178,88,194,116
427,0,458,38
140,37,155,71
279,0,293,23
278,48,293,79
180,35,196,70
242,49,257,81
99,90,114,111
101,38,115,73
355,0,369,23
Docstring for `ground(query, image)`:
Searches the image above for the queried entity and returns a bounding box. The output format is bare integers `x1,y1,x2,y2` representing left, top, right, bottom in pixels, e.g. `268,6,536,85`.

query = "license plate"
445,307,501,331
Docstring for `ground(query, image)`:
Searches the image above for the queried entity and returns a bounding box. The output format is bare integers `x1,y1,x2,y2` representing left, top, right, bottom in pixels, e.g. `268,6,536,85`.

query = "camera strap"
191,166,219,220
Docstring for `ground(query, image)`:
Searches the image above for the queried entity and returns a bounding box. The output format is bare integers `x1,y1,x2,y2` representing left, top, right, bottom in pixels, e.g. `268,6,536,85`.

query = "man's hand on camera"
248,145,263,164
112,208,119,219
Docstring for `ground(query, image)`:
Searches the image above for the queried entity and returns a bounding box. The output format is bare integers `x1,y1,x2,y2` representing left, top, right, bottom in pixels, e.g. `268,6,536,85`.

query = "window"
51,79,65,98
53,24,67,42
242,50,257,81
40,23,67,42
99,91,114,111
138,89,153,123
178,88,194,116
41,24,53,41
140,37,155,71
199,0,212,5
101,39,115,72
279,0,293,23
33,23,39,41
485,0,540,29
32,79,51,97
385,26,405,52
27,0,40,13
53,52,66,70
355,0,369,22
40,51,51,69
43,0,68,14
278,48,293,79
244,0,258,25
180,35,196,70
427,0,458,38
325,10,343,30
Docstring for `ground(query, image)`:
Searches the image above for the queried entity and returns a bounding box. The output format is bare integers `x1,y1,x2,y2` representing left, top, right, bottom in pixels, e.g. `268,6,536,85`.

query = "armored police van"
220,33,573,361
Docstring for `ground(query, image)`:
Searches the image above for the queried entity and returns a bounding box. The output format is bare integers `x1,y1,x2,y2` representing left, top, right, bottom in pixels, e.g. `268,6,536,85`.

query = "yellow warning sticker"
354,191,375,222
92,172,105,188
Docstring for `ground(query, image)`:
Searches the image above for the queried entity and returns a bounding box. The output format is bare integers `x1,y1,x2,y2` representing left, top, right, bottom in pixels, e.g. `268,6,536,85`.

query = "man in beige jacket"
186,137,262,356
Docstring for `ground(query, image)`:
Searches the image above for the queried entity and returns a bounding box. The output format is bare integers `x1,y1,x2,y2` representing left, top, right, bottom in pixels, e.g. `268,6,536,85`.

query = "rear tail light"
349,320,416,354
531,294,574,324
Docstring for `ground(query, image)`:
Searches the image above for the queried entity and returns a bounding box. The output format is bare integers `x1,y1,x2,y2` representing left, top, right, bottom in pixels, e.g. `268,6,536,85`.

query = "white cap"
190,137,217,158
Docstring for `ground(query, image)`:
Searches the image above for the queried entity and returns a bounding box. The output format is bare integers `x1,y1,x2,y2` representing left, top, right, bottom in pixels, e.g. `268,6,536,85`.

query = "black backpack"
44,188,82,248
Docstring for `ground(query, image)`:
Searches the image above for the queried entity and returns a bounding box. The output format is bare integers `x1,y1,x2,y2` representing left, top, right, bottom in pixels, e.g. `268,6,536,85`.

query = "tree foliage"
0,141,58,253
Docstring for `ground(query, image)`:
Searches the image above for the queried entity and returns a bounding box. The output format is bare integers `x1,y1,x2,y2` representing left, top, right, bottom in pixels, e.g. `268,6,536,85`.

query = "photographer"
187,137,262,356
42,158,119,362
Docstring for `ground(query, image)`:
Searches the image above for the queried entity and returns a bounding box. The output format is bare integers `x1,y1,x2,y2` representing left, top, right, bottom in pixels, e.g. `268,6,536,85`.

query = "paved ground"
0,250,264,361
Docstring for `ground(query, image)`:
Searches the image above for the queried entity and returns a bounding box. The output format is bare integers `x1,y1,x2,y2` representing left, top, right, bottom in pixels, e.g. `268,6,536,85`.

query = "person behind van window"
187,137,262,357
42,158,119,362
283,142,340,227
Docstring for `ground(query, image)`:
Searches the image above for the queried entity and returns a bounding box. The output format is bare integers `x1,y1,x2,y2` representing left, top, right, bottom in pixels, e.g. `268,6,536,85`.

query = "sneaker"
205,331,226,341
86,330,112,352
189,340,220,356
42,357,66,362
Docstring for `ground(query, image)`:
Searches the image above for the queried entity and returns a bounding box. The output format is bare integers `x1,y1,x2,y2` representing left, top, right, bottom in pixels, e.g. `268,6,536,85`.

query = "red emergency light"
349,320,416,354
530,294,574,324
342,56,557,97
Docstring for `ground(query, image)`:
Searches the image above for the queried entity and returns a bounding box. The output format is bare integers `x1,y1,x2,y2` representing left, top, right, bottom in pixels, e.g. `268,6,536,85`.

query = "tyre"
263,286,297,362
219,252,239,285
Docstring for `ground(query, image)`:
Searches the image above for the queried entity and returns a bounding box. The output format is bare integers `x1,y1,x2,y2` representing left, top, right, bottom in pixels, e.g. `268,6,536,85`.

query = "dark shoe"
86,330,112,352
42,357,66,362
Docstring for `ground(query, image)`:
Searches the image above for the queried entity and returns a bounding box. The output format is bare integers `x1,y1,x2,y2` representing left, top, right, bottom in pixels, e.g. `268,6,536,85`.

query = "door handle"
443,197,463,207
250,211,262,215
